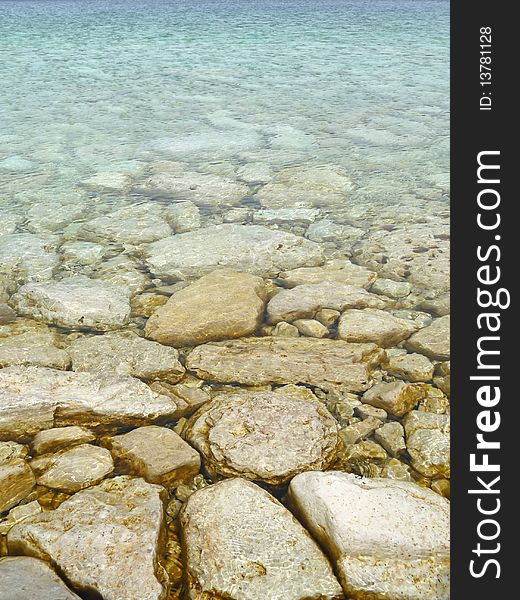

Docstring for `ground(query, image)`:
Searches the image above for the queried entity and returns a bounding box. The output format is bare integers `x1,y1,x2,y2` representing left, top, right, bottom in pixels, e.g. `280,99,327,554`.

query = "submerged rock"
30,444,114,493
186,338,384,392
278,260,377,289
105,426,200,488
145,270,266,346
406,315,450,360
362,381,427,417
404,411,450,479
0,556,81,600
267,281,385,324
31,426,96,456
145,224,324,280
289,471,450,600
352,222,450,293
0,233,59,283
384,352,435,382
0,303,16,325
0,331,71,369
337,308,419,347
8,476,168,600
185,391,340,485
180,478,343,600
68,330,185,382
12,276,131,331
0,453,35,514
0,366,182,441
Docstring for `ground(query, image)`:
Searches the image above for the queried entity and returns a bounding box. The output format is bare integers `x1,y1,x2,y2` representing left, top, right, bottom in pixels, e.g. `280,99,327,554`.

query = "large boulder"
145,224,324,281
289,471,450,600
0,366,182,442
145,270,266,346
0,443,35,513
185,391,340,485
186,338,384,392
180,478,343,599
11,276,131,331
8,477,168,600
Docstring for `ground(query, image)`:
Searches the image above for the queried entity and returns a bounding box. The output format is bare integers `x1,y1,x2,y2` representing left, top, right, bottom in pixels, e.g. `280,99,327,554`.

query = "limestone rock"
293,318,329,338
0,366,182,442
185,391,340,485
339,416,383,446
12,276,131,331
352,222,450,293
278,261,377,289
165,201,201,233
0,501,42,536
253,207,320,225
385,352,435,382
0,303,16,325
434,361,451,395
0,456,35,513
131,292,168,317
105,426,200,488
31,426,96,455
315,308,341,327
267,281,386,324
59,241,107,267
404,411,450,479
181,478,343,600
405,315,450,360
271,321,299,337
8,476,168,600
80,171,132,192
0,233,59,283
31,444,114,493
0,556,81,600
362,381,426,417
374,422,406,457
370,278,411,299
186,338,383,392
78,205,172,245
68,331,185,382
0,332,71,369
145,270,266,346
289,471,450,600
145,224,324,281
338,308,419,347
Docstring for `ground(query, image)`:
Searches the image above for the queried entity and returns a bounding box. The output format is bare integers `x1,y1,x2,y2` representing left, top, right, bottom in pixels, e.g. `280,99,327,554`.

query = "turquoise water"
0,0,449,211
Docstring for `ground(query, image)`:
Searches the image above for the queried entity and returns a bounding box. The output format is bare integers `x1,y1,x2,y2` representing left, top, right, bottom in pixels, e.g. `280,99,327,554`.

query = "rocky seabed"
0,161,450,600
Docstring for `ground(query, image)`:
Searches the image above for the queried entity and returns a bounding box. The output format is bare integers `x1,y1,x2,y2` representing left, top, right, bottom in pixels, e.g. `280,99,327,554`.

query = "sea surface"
0,0,449,215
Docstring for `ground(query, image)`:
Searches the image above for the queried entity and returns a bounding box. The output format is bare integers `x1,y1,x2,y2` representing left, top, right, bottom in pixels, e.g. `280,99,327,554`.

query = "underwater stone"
406,315,450,360
0,332,71,369
145,224,324,280
181,478,343,600
186,338,384,392
337,308,419,347
362,381,426,417
12,276,131,331
185,391,340,485
289,471,450,600
8,476,168,600
145,269,266,346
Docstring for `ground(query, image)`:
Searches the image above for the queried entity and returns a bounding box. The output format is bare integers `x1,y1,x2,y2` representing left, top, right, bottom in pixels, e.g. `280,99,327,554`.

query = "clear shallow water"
0,0,449,209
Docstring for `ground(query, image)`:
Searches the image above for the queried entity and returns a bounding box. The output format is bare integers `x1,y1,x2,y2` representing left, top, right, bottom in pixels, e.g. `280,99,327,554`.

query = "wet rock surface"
181,478,343,600
0,556,81,600
289,471,450,600
12,276,131,331
185,391,340,485
0,366,182,441
186,337,383,392
0,331,71,369
8,476,168,600
145,269,266,346
145,224,324,280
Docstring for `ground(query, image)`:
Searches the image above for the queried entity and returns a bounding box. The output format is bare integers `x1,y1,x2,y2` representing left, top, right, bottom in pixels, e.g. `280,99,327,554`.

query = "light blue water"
0,0,449,212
